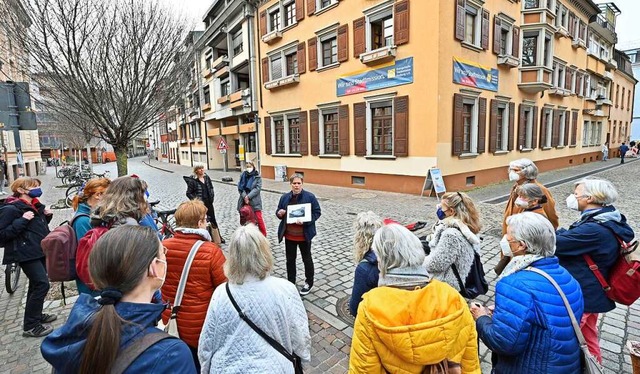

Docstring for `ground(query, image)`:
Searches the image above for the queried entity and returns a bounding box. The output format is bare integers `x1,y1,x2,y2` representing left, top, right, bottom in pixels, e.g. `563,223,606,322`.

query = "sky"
175,0,640,48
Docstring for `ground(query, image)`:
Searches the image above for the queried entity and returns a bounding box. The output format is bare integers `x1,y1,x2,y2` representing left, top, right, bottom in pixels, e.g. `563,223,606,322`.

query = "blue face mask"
28,187,43,198
436,208,446,220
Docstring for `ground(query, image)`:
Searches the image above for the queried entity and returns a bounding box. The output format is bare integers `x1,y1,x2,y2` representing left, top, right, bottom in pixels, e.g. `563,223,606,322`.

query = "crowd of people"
0,156,634,372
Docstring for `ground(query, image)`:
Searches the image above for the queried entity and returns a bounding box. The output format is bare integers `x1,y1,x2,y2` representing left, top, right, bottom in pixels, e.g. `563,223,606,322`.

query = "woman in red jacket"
161,199,227,371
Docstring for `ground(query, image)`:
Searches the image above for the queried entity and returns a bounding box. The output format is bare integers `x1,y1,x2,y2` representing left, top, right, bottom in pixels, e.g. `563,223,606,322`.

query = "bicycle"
149,200,176,240
64,171,111,208
5,262,21,294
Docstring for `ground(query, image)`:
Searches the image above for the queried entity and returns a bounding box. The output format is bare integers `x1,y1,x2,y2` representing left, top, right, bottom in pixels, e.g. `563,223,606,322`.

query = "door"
234,139,240,167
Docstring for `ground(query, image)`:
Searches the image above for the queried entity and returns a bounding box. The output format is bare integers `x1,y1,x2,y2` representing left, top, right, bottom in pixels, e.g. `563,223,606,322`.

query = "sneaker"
41,314,57,323
299,283,313,296
22,324,53,338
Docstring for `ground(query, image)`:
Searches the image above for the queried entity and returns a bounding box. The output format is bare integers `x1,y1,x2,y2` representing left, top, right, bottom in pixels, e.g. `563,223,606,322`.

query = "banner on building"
452,57,499,92
336,57,413,97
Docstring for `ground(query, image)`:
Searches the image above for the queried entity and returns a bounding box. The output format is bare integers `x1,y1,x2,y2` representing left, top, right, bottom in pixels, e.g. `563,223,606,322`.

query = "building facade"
607,48,636,154
624,47,640,140
254,0,632,194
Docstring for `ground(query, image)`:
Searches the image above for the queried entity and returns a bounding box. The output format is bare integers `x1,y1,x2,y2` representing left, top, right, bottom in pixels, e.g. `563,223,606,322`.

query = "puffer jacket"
161,228,226,348
237,171,263,211
503,180,558,234
0,197,52,264
475,257,583,374
349,279,480,373
424,218,478,292
349,249,379,317
184,174,215,203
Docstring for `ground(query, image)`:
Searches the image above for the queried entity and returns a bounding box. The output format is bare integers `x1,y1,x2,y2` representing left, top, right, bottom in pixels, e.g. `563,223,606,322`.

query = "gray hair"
506,212,555,257
353,211,383,263
574,178,618,206
372,224,425,277
224,224,273,284
517,183,547,204
509,158,539,180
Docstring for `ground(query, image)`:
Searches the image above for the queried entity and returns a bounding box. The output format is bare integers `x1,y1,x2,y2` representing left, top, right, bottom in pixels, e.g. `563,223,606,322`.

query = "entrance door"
234,139,240,167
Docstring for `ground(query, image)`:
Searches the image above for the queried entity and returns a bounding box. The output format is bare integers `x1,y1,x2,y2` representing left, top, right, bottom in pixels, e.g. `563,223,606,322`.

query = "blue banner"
337,57,413,97
452,57,499,92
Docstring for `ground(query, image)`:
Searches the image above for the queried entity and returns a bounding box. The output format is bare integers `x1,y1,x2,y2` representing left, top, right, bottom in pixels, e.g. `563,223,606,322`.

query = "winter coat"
555,206,634,313
198,276,311,374
475,257,584,374
349,249,379,317
237,171,263,211
184,174,215,203
502,180,558,234
72,203,92,241
0,197,52,264
41,294,196,374
349,279,480,373
424,218,478,292
276,189,321,243
161,228,227,348
620,144,630,155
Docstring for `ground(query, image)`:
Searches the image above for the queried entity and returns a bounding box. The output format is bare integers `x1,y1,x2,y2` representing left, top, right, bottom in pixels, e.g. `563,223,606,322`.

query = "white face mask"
153,258,167,287
509,171,521,182
500,236,513,257
515,198,530,208
566,194,580,211
246,167,254,173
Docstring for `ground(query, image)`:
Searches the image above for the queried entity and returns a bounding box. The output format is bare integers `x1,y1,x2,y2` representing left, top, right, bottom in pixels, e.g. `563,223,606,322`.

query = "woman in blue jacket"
471,212,584,373
41,225,196,374
555,178,634,363
349,211,383,316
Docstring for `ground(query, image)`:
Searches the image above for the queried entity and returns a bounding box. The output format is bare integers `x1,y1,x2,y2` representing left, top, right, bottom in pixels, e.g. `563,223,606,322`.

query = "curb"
142,161,175,173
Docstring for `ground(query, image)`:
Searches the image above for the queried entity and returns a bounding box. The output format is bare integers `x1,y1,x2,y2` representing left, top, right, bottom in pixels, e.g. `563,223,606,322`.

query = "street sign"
220,149,227,154
217,137,229,150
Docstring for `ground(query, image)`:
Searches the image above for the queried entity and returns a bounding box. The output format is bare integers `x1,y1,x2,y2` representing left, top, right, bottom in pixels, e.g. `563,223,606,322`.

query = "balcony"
497,55,519,68
605,58,618,70
217,95,230,104
586,55,606,77
590,16,617,45
359,46,396,65
603,70,614,81
261,30,282,45
212,55,229,70
264,74,300,90
202,68,213,79
214,66,229,79
202,103,211,111
571,38,587,50
518,66,553,93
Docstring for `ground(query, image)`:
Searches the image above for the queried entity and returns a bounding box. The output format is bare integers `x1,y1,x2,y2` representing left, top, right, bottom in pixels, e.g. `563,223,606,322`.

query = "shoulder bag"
451,250,488,299
225,283,304,374
525,267,604,374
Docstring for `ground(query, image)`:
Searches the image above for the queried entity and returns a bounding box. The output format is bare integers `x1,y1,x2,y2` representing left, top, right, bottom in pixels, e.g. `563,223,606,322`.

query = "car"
289,207,305,218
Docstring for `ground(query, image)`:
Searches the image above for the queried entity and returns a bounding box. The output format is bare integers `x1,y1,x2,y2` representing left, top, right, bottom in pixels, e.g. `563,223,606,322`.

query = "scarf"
498,254,544,280
378,266,431,288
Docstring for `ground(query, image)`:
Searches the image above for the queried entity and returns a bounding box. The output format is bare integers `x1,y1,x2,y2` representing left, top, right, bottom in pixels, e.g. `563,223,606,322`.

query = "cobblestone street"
1,157,640,373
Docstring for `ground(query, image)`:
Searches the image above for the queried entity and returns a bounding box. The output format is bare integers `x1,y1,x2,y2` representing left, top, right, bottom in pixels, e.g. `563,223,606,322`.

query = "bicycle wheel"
5,262,21,294
65,184,81,208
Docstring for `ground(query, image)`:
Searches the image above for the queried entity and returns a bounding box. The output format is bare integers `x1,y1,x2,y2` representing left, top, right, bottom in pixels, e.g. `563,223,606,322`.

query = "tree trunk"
115,145,128,176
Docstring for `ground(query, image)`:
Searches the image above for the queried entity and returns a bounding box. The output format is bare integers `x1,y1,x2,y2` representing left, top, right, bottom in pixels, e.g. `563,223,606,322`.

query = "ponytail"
79,303,123,374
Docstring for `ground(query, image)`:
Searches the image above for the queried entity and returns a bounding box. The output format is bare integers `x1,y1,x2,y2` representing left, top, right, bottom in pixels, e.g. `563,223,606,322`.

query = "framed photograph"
286,203,312,224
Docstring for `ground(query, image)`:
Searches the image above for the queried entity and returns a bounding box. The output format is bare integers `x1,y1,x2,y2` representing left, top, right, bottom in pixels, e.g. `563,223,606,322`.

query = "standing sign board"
421,168,447,199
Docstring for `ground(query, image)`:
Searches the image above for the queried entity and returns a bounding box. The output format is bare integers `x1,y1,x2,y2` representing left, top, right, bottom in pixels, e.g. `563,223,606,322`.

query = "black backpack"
452,250,489,299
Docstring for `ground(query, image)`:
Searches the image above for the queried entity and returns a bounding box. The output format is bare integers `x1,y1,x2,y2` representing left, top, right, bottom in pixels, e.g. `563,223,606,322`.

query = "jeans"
580,312,601,363
285,239,314,286
19,258,50,330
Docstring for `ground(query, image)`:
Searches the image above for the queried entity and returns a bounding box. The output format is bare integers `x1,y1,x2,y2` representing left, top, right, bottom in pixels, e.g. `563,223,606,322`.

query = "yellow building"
607,49,636,154
255,0,629,193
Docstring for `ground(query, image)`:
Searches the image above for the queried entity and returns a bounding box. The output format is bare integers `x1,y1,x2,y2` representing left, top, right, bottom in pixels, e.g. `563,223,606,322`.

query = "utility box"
274,165,287,182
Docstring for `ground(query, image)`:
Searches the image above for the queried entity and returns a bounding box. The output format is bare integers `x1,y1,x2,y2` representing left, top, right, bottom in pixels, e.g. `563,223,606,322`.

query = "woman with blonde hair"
424,191,482,292
91,176,151,228
349,211,383,316
184,164,223,243
198,224,310,373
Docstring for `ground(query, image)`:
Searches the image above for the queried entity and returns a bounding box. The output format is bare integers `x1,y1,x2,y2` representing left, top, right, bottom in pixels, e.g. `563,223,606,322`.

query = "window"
558,111,566,146
274,119,285,153
285,50,298,76
522,30,553,67
272,113,301,154
582,120,590,146
500,28,509,56
318,0,336,11
205,50,213,70
522,34,538,66
371,14,394,50
269,7,281,32
591,121,601,145
236,74,250,91
220,78,230,96
321,35,338,67
371,102,393,155
323,111,339,154
552,61,566,89
523,107,533,149
232,29,243,56
288,117,300,153
543,33,551,66
203,86,210,105
190,122,201,139
245,134,256,152
284,0,296,27
464,5,479,45
543,109,553,148
524,0,539,9
462,103,473,153
496,105,508,151
555,3,568,29
268,45,298,81
622,88,625,109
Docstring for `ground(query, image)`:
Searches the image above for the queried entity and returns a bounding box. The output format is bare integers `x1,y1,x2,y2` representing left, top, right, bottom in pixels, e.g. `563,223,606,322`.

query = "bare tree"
3,0,191,176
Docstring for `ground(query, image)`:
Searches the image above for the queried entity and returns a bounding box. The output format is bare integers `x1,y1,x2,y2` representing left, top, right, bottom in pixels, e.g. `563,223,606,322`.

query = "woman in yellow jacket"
349,224,480,374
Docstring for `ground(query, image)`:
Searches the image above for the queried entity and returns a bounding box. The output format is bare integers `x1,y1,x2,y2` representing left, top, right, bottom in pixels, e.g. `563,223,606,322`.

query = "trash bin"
274,165,287,182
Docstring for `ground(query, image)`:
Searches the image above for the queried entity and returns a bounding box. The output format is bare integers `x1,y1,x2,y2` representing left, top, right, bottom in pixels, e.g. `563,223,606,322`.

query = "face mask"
27,187,43,198
246,167,254,173
153,258,167,287
436,208,446,220
515,198,529,208
509,171,521,182
500,236,513,257
566,194,580,211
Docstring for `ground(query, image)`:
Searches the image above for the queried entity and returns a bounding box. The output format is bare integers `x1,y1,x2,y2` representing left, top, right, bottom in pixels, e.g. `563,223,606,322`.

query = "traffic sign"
217,137,229,150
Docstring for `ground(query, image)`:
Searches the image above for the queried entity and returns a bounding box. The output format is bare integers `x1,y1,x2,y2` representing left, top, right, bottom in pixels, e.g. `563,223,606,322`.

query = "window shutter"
296,0,305,21
452,94,464,155
394,96,409,157
539,109,547,148
337,24,349,63
307,0,315,16
259,10,267,37
565,69,571,90
493,16,502,55
353,17,366,57
394,0,410,46
354,102,366,156
489,100,498,153
310,109,319,156
583,74,588,96
455,0,466,42
517,104,526,149
552,110,560,147
571,111,578,145
564,110,570,146
481,9,490,50
299,111,308,156
531,106,539,149
297,42,306,74
338,105,350,156
508,102,515,151
511,26,520,59
477,97,487,153
568,12,575,39
261,57,269,83
308,37,317,71
264,117,272,155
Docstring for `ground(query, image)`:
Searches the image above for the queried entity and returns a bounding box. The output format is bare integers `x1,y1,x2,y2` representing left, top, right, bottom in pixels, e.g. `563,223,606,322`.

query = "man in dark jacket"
555,178,634,363
619,142,629,164
276,174,321,295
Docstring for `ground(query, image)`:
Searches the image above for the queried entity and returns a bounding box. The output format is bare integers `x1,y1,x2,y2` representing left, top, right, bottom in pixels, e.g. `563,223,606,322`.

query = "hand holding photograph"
286,203,312,224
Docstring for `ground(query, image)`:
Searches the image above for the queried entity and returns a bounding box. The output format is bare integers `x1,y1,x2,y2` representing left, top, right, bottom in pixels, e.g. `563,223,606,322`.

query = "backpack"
41,214,89,282
451,250,489,299
75,225,110,290
239,203,257,226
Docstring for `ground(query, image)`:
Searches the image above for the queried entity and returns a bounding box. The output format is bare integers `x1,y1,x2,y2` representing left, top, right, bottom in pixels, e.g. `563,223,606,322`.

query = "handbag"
161,240,204,337
225,283,304,374
525,267,604,374
451,250,488,299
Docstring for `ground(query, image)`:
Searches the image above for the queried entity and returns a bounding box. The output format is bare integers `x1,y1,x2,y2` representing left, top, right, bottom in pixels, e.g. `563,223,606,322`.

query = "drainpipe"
246,0,261,171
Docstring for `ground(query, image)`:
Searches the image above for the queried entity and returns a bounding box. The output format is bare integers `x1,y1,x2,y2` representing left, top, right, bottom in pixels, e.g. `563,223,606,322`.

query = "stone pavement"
1,156,639,373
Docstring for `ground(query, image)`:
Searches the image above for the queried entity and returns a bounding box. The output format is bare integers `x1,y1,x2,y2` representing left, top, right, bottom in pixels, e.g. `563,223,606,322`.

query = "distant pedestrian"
620,142,629,164
184,165,224,244
0,155,7,194
276,174,321,295
237,161,266,236
601,142,609,161
349,211,383,317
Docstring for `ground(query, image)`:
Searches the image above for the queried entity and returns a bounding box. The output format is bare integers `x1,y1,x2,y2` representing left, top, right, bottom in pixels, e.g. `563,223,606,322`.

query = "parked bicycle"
64,171,110,208
5,262,21,294
149,200,176,240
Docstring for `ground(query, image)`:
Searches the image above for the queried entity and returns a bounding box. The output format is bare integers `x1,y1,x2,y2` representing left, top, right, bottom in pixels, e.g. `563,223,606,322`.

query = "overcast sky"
176,0,640,48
